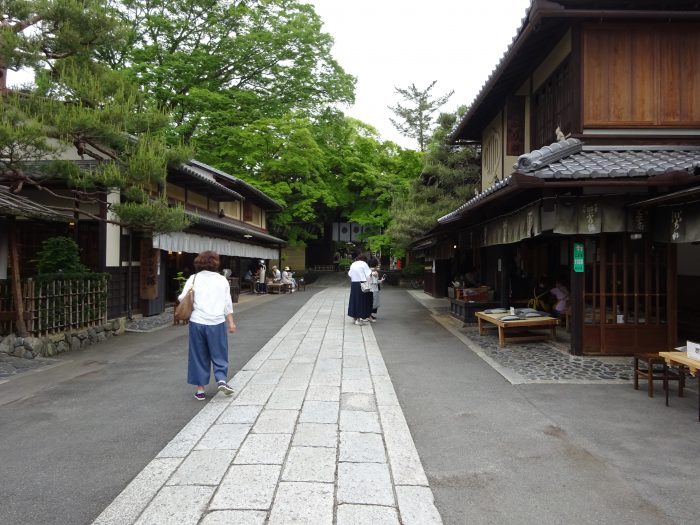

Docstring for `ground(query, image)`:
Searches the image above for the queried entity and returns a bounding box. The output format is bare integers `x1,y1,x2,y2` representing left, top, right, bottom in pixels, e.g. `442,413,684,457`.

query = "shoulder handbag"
174,274,196,322
360,281,372,293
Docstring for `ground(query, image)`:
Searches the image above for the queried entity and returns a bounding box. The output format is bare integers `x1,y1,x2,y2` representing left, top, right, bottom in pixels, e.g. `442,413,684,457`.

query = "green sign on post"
573,242,584,273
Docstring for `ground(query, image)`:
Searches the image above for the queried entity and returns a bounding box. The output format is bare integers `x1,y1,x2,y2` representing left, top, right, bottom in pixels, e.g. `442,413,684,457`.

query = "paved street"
2,279,700,525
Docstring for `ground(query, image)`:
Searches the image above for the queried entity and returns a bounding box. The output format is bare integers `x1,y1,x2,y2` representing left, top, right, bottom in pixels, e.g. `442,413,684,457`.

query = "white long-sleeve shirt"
178,271,233,325
347,260,371,282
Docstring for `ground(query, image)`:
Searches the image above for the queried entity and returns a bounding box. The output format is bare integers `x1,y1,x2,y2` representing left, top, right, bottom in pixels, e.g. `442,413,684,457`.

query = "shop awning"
153,231,278,259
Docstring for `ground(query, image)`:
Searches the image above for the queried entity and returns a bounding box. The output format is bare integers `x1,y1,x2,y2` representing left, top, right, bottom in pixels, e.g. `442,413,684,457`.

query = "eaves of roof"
0,185,73,222
438,140,700,225
449,0,700,143
187,160,283,211
172,164,244,201
186,211,286,245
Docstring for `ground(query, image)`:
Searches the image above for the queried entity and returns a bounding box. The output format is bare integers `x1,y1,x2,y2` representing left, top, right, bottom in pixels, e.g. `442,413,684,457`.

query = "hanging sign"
573,242,584,273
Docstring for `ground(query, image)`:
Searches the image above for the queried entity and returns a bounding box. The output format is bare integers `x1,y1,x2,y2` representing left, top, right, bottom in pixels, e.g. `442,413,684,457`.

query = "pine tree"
388,81,454,152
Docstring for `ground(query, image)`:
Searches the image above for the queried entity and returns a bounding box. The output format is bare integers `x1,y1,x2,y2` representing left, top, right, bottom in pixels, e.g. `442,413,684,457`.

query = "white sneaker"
369,317,377,323
354,319,361,325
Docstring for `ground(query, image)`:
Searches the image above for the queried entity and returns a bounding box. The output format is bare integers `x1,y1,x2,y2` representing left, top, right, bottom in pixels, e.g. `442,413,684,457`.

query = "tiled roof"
438,140,700,224
515,141,700,179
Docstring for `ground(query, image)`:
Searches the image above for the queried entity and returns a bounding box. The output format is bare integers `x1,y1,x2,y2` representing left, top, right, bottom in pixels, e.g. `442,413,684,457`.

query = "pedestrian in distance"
178,250,237,401
368,257,386,322
347,253,372,325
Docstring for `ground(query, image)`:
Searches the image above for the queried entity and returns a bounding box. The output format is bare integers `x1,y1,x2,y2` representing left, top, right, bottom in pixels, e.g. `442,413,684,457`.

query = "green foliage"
388,81,454,152
113,198,193,235
386,109,479,253
1,0,189,235
34,237,89,275
401,262,425,278
109,0,356,144
173,271,187,294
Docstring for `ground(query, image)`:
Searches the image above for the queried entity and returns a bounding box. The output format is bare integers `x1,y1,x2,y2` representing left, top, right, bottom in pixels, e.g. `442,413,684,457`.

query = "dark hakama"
348,281,372,319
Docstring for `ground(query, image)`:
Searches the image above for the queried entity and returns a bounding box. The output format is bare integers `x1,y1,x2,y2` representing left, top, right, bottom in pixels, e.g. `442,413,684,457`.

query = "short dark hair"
355,254,367,262
194,250,220,271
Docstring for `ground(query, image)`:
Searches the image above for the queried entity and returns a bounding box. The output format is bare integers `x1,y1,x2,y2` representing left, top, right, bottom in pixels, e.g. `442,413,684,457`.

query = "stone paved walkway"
409,291,635,385
93,288,442,525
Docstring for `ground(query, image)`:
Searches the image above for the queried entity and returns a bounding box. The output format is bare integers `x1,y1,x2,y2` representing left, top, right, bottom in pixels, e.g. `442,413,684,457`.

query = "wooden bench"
267,282,289,294
475,311,559,347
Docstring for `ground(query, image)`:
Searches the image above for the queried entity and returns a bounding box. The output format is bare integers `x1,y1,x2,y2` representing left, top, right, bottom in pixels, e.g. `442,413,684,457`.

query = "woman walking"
347,254,372,325
178,250,237,400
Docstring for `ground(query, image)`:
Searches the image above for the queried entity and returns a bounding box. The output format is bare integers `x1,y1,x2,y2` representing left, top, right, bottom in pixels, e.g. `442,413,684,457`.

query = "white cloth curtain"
153,231,277,259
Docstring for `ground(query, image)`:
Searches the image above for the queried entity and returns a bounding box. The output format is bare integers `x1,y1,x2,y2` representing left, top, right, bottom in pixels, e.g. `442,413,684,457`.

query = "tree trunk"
8,217,28,337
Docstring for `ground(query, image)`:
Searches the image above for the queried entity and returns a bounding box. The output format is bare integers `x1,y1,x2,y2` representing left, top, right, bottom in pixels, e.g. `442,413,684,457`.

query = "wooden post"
7,217,28,337
667,243,678,348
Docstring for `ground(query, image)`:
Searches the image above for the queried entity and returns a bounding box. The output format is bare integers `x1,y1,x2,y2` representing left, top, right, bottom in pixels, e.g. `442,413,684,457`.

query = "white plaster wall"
105,191,121,267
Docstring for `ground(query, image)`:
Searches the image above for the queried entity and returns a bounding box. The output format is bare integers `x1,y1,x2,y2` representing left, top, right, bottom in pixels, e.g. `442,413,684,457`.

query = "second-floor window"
531,58,574,149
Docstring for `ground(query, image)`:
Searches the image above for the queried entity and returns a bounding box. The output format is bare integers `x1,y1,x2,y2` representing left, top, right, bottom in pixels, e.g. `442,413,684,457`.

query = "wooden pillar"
7,217,28,337
667,243,678,348
499,244,512,308
570,236,584,356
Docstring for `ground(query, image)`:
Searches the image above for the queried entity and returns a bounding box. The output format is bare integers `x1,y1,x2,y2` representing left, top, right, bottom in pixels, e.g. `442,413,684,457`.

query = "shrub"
34,237,89,275
401,262,424,278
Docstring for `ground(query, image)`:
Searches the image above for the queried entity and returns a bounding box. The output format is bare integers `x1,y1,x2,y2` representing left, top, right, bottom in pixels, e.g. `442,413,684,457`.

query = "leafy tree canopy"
386,109,479,255
108,0,356,143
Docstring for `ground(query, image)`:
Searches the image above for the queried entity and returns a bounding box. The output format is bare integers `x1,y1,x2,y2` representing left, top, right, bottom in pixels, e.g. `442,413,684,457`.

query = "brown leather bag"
174,274,196,322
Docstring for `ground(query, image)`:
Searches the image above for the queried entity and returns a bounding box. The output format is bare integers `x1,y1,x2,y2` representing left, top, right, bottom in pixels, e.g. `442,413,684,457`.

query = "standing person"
257,260,267,293
368,258,386,322
333,251,341,272
347,254,372,325
178,250,237,401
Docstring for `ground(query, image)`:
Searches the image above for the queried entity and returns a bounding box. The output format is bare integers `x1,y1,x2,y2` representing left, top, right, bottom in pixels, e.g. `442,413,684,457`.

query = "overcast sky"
308,0,532,149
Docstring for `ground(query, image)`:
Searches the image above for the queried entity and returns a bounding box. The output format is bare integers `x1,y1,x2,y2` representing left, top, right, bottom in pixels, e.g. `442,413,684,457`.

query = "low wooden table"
659,352,700,422
475,311,559,347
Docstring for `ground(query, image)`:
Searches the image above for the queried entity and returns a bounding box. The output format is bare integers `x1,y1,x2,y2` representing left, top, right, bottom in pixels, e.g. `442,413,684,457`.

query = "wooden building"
416,0,700,355
3,157,284,320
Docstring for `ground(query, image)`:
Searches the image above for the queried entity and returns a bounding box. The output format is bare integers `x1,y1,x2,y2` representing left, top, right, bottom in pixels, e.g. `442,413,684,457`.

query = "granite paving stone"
339,410,381,433
299,400,339,424
336,504,400,525
195,424,250,451
395,486,443,525
233,433,292,465
168,450,236,486
231,384,275,405
305,385,341,402
341,378,374,394
281,446,336,482
266,389,306,409
209,464,281,510
200,510,267,525
134,485,214,525
218,405,263,424
268,482,334,525
340,392,377,411
337,463,395,506
291,423,338,448
339,432,386,463
252,409,298,434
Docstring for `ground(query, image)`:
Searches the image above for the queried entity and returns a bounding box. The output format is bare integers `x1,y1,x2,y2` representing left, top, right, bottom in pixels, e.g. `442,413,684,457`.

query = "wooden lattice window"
531,58,574,149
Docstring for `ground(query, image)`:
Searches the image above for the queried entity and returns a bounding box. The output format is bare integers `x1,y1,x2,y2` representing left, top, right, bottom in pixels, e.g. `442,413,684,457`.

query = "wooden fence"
0,276,108,337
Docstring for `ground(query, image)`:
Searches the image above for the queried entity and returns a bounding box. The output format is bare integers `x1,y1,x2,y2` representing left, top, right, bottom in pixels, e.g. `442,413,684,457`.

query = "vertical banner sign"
140,238,159,300
573,242,584,273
